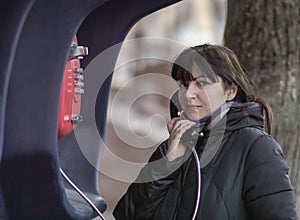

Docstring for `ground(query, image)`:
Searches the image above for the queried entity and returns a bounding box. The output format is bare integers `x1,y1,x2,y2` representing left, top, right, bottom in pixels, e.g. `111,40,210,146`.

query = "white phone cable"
191,148,201,220
60,168,106,220
178,110,202,220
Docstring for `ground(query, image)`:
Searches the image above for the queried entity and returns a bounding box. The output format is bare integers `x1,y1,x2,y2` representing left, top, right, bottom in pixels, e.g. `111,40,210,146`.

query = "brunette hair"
171,44,273,134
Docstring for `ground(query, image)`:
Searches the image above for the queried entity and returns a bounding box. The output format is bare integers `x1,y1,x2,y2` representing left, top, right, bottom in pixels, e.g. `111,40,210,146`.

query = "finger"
171,121,195,139
172,119,195,133
167,117,182,132
167,121,195,154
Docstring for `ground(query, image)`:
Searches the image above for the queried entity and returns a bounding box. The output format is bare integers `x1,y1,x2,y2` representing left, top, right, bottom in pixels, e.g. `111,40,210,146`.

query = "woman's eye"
179,82,189,89
197,80,212,88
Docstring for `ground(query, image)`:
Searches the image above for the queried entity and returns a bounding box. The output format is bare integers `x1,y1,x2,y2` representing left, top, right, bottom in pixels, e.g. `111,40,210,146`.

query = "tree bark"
224,0,300,205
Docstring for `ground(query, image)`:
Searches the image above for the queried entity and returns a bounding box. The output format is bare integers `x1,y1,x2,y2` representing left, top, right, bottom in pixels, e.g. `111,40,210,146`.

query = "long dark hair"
171,44,273,134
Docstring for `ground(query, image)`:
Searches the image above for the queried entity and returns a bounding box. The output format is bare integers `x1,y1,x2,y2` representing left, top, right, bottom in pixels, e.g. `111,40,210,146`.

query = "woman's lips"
186,104,202,108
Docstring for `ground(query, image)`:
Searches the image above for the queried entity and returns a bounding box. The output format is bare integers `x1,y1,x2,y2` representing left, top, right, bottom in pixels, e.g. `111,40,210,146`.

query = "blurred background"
100,0,226,219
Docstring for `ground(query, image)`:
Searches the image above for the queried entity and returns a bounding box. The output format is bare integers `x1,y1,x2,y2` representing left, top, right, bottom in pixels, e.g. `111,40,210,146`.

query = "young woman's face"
178,75,233,121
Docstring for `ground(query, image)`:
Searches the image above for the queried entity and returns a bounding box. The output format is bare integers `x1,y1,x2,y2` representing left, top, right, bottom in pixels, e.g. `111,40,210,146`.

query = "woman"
113,44,298,219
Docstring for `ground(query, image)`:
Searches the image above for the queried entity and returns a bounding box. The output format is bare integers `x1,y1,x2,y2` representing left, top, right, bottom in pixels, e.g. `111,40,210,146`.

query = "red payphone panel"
58,35,88,139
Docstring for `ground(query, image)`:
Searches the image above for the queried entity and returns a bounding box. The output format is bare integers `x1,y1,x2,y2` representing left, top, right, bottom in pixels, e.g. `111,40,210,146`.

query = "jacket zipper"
172,157,193,220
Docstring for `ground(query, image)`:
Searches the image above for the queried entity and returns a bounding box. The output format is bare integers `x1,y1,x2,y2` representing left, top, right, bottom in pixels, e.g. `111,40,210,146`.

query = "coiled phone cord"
60,168,106,220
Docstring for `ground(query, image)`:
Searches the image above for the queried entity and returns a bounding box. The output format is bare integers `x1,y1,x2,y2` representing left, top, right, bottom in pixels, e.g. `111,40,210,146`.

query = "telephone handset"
58,35,88,139
170,90,181,119
170,90,203,148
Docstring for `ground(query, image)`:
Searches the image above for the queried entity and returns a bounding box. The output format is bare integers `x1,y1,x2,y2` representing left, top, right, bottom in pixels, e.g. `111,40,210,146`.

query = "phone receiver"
58,35,88,139
170,89,181,119
169,90,203,148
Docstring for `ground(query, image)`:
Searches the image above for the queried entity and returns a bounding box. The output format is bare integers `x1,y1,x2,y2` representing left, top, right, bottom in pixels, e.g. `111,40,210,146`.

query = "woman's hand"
166,117,196,161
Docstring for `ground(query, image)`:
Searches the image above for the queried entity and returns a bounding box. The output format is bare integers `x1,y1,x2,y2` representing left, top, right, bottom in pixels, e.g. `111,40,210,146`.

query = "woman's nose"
185,83,197,98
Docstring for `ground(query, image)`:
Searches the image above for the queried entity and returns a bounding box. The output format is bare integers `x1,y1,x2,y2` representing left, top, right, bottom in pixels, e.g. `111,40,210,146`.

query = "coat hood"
220,102,264,132
179,102,265,151
198,102,265,168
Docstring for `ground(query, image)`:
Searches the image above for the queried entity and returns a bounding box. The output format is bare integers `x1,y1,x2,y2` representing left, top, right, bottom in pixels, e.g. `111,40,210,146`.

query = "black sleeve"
113,140,184,220
243,135,298,220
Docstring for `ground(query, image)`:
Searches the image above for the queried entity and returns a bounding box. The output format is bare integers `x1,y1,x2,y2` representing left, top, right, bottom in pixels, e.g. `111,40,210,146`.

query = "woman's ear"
225,84,238,101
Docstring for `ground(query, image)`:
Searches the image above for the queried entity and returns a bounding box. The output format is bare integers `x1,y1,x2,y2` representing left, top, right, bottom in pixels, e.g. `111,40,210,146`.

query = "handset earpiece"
170,89,182,119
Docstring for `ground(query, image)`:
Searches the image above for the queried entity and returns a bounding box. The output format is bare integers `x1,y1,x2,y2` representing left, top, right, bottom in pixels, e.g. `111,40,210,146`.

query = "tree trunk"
224,0,300,206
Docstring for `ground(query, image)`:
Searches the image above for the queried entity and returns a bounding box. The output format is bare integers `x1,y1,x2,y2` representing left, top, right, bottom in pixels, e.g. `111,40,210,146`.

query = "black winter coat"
113,103,298,220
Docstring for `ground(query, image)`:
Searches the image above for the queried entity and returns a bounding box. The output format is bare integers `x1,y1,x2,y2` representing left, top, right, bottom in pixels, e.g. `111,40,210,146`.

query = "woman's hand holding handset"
167,117,196,161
